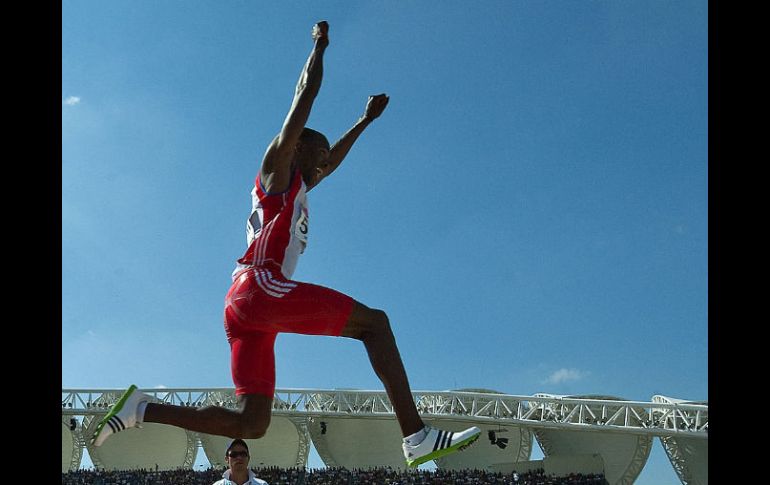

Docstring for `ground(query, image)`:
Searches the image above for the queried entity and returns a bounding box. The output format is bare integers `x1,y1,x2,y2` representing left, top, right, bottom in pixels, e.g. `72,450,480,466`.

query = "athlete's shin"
143,401,270,439
356,311,424,437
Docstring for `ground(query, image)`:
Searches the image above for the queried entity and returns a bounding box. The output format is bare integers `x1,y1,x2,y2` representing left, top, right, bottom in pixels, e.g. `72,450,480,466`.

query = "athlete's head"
295,127,330,186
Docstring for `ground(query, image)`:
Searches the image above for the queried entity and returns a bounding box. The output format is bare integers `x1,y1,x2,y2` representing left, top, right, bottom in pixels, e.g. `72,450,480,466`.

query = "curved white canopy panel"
62,419,82,472
84,417,196,471
532,394,652,485
308,417,407,469
659,435,708,485
653,395,708,485
200,416,309,468
430,419,533,471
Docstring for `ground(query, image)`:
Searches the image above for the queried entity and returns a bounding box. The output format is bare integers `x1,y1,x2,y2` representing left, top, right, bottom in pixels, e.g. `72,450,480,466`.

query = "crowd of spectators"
304,467,608,485
62,466,608,485
60,466,303,485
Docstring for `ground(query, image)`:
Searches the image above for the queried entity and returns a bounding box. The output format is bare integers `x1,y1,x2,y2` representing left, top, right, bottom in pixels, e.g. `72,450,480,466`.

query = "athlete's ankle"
403,426,428,446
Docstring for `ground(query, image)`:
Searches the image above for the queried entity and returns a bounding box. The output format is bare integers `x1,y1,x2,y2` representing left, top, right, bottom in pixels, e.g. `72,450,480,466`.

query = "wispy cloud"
63,96,81,106
543,368,589,385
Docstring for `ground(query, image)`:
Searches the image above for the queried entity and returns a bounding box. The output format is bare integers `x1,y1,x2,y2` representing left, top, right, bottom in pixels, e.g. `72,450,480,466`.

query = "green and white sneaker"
90,385,150,447
403,425,481,467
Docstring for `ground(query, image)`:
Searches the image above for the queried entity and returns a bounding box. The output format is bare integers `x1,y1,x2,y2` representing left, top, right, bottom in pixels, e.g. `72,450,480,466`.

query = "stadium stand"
61,466,609,485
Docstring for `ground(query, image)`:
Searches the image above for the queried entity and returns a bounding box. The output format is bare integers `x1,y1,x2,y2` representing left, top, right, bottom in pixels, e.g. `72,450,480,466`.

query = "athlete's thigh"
228,330,278,397
227,266,355,337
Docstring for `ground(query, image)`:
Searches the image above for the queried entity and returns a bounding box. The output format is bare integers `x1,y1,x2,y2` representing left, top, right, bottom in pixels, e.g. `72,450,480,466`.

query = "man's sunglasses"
227,451,249,459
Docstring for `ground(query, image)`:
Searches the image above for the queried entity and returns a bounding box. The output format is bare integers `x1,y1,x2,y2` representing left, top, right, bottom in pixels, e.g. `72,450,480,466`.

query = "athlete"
90,21,480,468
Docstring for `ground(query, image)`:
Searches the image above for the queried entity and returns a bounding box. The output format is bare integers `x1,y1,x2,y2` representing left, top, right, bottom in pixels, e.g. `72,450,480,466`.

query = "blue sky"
62,1,707,483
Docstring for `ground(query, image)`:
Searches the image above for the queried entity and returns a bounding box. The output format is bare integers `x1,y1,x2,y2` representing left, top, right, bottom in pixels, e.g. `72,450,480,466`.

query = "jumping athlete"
90,21,480,468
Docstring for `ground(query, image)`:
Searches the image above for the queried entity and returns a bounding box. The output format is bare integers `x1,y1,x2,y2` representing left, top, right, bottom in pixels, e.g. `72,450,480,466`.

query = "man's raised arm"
307,94,390,191
261,21,329,193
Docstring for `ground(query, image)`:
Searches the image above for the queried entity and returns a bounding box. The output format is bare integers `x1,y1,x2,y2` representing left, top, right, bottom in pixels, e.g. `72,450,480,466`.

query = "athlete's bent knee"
363,308,391,339
235,397,272,439
373,309,390,330
240,414,270,439
344,304,392,341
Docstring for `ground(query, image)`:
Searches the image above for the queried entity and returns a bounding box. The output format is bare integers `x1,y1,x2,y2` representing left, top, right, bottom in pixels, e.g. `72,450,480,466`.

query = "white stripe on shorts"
259,269,297,289
253,270,286,298
253,269,296,298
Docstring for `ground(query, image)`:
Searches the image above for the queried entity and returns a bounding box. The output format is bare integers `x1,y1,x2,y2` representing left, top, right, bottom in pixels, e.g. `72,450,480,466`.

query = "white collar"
222,468,257,483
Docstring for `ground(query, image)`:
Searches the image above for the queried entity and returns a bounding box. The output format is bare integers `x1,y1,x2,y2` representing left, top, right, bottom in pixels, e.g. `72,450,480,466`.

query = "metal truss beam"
62,388,707,440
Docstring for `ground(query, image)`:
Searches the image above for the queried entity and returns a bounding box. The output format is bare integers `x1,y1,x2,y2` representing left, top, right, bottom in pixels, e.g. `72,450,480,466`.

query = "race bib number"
295,207,309,250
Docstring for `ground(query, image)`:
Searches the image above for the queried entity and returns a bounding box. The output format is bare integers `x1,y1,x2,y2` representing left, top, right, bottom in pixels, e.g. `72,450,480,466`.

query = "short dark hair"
299,127,329,149
226,438,249,455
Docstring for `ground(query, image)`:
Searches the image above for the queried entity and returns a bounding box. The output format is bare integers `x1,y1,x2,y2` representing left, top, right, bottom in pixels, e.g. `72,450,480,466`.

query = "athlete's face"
297,141,330,186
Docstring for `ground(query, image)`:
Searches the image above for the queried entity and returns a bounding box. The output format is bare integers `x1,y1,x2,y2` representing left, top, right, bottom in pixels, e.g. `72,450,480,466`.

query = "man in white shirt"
212,439,268,485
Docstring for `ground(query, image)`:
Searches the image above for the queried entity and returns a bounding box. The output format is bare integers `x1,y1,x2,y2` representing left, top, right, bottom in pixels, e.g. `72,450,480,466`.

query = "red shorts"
223,264,355,397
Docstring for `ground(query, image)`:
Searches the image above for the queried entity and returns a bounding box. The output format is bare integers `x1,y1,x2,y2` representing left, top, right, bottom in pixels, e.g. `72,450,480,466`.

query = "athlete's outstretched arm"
307,94,389,191
261,21,329,193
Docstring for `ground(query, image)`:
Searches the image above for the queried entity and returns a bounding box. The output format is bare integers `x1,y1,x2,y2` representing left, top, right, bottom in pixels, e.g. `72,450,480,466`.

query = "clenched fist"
364,94,389,121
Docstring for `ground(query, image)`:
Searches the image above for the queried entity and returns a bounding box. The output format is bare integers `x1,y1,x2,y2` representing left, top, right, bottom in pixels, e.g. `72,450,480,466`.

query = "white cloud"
543,368,589,385
153,385,169,399
63,96,81,106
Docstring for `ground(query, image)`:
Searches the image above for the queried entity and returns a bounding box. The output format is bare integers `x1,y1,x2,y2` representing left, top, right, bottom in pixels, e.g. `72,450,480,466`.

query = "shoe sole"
406,431,481,468
90,384,138,446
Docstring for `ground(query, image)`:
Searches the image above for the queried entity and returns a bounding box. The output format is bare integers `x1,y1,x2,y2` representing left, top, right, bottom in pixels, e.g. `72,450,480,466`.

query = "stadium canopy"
62,387,707,484
82,391,196,471
62,418,82,472
431,389,533,471
200,416,309,468
530,394,652,485
309,415,406,469
653,395,708,485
